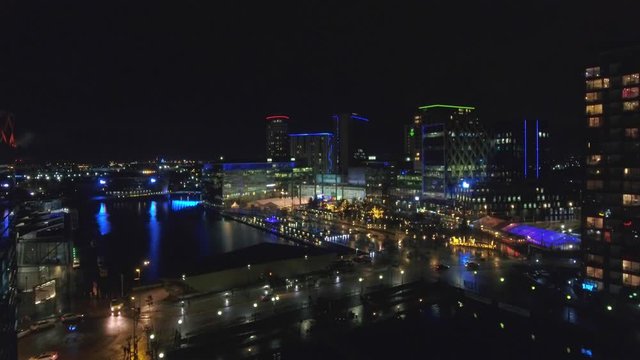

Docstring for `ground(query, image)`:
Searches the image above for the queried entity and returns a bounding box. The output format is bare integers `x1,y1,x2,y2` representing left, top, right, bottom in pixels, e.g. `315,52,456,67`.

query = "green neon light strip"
418,104,475,110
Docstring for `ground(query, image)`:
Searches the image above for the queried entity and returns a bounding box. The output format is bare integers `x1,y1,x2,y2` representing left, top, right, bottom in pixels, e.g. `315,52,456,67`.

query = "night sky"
1,1,639,161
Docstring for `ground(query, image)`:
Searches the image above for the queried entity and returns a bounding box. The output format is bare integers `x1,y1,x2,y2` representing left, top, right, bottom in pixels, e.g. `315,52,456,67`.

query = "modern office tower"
419,104,490,199
265,115,290,161
583,46,640,294
333,113,369,175
490,119,550,181
403,114,423,170
289,133,335,174
0,208,17,360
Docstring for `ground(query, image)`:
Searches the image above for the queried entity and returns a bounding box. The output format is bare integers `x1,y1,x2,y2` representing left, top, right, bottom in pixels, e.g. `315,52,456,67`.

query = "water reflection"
96,203,111,235
171,200,200,211
82,198,294,280
147,201,160,279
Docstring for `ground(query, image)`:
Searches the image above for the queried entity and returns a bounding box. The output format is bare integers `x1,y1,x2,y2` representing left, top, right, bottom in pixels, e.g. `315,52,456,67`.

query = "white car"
28,351,59,360
29,319,56,332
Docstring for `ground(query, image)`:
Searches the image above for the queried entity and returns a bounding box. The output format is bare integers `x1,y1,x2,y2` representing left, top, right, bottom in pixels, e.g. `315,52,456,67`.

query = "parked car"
28,352,58,360
465,261,480,270
17,327,32,339
435,264,450,271
29,319,56,332
60,312,85,323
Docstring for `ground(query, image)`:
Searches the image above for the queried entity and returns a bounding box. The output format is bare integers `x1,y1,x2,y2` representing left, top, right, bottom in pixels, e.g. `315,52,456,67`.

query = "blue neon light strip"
350,115,369,122
536,119,539,179
524,119,527,178
289,133,334,137
222,162,296,171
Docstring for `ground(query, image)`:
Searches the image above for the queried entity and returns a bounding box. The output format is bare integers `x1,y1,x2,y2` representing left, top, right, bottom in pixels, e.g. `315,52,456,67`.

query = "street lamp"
358,277,364,295
400,270,405,285
158,352,165,359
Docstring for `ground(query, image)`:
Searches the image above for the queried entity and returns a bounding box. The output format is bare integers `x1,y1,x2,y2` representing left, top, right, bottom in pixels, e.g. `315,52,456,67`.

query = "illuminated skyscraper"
583,46,640,294
419,104,490,199
265,115,289,161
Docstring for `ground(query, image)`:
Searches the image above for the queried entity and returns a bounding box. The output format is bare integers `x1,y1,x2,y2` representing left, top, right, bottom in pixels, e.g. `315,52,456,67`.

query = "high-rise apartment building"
583,46,640,294
265,115,289,161
420,104,490,199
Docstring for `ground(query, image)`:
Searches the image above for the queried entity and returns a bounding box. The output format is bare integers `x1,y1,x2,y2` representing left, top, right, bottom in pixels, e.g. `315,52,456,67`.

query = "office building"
333,113,369,175
453,119,576,221
15,202,76,319
289,133,335,174
420,104,490,199
583,46,640,294
201,161,313,208
490,119,550,181
266,115,290,161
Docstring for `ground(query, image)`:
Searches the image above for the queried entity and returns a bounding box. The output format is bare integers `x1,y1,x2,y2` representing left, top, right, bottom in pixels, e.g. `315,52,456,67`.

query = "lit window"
586,266,603,279
588,117,602,127
585,67,600,78
586,79,603,90
586,216,603,229
586,155,601,165
622,273,640,286
585,92,602,102
622,260,640,272
623,194,640,206
622,87,640,99
622,73,640,86
623,101,640,112
586,104,603,115
625,128,639,139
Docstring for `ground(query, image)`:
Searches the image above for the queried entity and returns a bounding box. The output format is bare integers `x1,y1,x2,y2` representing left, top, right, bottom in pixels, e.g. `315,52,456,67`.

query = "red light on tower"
0,112,16,148
265,115,289,121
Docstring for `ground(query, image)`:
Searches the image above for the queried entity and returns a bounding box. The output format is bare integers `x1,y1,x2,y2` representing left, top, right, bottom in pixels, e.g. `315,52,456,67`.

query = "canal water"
75,196,293,292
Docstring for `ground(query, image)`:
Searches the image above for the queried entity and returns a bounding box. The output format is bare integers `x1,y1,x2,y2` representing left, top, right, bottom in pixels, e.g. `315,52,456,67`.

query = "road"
18,230,577,359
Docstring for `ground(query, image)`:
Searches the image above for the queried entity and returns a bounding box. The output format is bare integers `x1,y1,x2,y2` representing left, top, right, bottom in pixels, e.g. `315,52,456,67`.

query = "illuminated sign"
581,280,598,292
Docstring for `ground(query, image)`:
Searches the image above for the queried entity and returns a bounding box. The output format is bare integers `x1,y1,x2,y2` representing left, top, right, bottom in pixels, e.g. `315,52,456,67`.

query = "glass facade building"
420,104,490,199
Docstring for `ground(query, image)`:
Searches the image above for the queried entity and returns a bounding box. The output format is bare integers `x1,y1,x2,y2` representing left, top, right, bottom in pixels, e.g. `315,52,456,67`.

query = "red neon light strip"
266,115,290,120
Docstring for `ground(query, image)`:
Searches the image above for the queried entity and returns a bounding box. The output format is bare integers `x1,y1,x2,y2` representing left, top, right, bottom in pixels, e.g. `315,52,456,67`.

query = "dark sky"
1,0,639,161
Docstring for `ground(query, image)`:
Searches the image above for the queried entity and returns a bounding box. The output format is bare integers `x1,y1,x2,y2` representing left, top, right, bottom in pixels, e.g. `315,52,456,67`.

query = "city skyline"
1,1,639,160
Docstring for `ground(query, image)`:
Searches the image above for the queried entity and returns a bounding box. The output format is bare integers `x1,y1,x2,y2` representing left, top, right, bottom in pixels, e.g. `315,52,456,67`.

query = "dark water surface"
76,196,291,285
